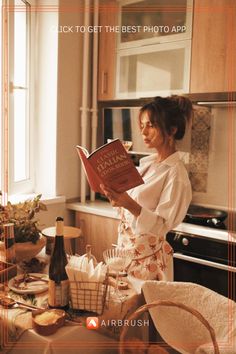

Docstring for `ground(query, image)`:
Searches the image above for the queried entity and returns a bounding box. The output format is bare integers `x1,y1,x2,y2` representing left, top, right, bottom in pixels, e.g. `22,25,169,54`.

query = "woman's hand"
100,184,142,217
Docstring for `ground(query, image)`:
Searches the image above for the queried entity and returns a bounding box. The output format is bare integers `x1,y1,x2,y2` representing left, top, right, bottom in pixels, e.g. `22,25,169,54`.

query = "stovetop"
183,216,226,230
172,222,236,244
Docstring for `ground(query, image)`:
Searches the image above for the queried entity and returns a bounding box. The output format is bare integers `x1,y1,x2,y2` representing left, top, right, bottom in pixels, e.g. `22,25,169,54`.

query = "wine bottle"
48,217,69,310
4,223,16,263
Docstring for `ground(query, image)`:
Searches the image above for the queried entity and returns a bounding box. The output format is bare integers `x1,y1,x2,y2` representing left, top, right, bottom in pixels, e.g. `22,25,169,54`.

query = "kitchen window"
1,0,36,197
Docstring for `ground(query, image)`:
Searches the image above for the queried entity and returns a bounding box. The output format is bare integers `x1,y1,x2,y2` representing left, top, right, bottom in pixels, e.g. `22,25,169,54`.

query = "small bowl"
14,234,46,262
32,309,66,336
103,248,133,273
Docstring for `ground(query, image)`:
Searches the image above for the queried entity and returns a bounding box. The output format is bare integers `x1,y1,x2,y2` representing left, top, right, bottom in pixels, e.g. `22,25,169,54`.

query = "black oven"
166,228,236,300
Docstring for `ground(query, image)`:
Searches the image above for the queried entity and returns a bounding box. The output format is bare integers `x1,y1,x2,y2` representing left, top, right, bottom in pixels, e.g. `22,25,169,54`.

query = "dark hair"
139,95,193,140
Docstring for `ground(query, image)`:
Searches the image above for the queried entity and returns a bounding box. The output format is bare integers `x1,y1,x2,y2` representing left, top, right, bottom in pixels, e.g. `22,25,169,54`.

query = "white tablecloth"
5,325,118,354
0,277,145,354
0,248,147,354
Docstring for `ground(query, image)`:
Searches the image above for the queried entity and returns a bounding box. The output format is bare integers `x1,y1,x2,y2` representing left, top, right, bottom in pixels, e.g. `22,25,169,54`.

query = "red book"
76,139,144,193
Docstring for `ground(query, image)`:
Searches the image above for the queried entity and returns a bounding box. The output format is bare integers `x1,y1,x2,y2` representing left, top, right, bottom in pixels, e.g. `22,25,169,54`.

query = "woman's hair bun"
170,95,193,122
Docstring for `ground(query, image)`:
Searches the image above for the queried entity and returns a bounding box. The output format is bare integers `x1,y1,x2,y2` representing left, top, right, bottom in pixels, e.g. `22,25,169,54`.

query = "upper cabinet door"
98,0,118,101
118,0,193,49
116,40,191,98
115,0,193,98
190,0,236,93
98,0,193,101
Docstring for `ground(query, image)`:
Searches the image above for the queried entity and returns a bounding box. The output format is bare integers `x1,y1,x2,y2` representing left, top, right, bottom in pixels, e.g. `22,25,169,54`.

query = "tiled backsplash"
176,105,235,212
189,106,212,193
187,106,235,211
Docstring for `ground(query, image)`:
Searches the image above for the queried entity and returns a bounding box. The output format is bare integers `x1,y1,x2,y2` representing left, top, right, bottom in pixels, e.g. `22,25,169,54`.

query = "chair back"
119,300,220,354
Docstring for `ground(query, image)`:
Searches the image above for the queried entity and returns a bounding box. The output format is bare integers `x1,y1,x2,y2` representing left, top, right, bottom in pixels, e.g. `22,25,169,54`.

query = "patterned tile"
189,152,208,173
189,106,212,193
189,172,208,193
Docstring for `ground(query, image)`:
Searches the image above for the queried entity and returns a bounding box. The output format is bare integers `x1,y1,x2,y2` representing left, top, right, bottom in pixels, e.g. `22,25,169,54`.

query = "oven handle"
173,253,236,273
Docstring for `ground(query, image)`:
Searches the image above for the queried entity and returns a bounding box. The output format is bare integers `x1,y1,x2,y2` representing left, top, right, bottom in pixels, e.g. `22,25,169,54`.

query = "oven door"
173,253,236,300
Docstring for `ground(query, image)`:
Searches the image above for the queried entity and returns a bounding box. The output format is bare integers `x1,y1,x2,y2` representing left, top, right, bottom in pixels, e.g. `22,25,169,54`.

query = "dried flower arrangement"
0,194,47,244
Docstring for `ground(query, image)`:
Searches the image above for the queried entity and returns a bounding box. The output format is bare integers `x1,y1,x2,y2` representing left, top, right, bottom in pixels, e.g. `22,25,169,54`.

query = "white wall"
38,199,73,229
35,0,84,201
35,0,59,197
192,106,236,211
56,0,84,199
34,0,85,228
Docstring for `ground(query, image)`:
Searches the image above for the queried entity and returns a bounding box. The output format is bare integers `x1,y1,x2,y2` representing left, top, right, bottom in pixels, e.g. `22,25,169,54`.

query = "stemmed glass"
121,140,133,151
103,248,133,299
107,139,133,151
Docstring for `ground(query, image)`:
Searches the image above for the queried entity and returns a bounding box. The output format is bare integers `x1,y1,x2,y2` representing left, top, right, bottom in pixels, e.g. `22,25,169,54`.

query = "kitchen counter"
67,200,119,219
67,201,236,244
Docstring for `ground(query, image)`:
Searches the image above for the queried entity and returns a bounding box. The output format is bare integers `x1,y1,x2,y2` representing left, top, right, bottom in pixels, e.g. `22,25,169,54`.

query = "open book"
76,139,144,193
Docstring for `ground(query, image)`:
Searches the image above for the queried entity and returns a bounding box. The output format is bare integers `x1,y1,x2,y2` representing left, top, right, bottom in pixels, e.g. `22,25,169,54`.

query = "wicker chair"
119,299,220,354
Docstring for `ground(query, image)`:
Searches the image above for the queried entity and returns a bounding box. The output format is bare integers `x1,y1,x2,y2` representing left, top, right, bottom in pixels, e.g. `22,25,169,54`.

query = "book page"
76,145,89,158
76,147,103,193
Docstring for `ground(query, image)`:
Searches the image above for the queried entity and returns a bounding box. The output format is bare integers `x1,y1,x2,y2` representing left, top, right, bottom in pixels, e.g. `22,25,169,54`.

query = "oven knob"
182,237,189,246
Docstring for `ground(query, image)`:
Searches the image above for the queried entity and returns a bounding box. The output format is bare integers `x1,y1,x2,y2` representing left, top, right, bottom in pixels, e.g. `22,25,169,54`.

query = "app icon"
86,317,99,329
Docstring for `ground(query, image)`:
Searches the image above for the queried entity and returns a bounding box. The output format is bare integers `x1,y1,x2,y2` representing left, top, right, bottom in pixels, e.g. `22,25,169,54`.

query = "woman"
101,95,193,281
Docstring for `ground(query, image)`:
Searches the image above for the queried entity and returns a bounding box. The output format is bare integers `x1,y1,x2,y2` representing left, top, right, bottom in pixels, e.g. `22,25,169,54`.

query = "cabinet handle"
102,71,108,94
76,219,85,254
79,219,85,238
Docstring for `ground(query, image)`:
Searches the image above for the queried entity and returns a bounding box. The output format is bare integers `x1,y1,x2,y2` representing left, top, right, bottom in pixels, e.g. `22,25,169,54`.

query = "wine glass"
107,138,133,151
103,248,133,299
121,140,133,151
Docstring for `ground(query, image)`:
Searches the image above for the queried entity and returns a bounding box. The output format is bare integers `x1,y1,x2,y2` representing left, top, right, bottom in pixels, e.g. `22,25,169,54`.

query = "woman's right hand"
100,184,127,207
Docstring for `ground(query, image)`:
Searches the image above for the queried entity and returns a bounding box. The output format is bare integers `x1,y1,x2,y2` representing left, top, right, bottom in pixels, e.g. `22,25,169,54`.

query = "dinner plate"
8,273,49,294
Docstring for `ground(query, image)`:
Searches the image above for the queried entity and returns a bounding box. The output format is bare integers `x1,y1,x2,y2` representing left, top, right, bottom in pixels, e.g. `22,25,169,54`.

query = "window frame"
5,0,35,195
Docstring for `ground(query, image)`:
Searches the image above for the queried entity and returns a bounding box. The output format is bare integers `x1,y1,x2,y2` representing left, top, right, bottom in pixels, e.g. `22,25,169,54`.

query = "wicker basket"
119,300,220,354
69,276,109,315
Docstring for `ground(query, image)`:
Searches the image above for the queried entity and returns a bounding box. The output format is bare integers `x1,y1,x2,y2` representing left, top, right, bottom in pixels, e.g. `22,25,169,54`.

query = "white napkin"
65,255,107,283
65,255,108,311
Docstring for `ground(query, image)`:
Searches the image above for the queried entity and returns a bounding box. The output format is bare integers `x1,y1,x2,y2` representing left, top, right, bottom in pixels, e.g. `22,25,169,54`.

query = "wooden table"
0,276,145,354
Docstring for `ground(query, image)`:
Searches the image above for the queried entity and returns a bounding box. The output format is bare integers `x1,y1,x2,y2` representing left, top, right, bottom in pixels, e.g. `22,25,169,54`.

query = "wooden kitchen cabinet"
98,0,118,100
190,0,236,93
98,0,236,99
75,211,120,261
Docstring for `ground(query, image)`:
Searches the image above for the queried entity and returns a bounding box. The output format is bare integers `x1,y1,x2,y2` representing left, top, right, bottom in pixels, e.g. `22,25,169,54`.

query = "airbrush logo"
86,317,99,330
86,317,149,330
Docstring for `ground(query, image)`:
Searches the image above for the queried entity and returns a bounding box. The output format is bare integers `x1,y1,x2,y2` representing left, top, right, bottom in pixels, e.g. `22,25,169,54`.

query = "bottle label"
5,238,15,249
5,245,16,263
4,223,16,263
48,279,69,307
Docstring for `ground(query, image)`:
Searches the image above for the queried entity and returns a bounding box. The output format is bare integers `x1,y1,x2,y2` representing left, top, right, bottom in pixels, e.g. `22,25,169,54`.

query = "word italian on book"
76,139,144,194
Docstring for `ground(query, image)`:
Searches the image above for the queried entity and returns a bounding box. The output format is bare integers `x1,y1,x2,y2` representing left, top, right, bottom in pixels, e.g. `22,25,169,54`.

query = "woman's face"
139,111,165,150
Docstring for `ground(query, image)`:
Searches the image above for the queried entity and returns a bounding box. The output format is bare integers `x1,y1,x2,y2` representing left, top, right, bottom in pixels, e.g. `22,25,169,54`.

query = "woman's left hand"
100,184,141,217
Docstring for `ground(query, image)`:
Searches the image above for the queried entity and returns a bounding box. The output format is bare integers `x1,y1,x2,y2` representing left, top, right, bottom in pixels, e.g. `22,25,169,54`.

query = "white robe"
117,151,192,280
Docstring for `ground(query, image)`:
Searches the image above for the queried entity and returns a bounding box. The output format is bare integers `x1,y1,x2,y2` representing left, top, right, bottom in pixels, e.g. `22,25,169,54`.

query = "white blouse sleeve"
131,176,192,236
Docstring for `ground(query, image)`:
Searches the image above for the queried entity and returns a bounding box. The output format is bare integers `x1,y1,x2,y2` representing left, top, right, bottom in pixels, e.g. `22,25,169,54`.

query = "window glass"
13,0,29,182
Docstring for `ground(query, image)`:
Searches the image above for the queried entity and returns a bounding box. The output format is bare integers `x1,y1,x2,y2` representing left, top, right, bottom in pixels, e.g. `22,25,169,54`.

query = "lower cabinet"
75,212,120,261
